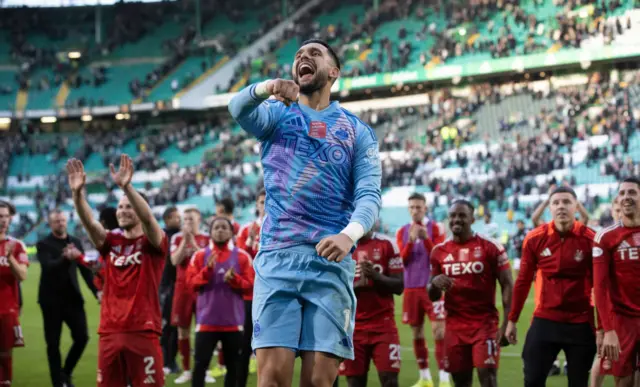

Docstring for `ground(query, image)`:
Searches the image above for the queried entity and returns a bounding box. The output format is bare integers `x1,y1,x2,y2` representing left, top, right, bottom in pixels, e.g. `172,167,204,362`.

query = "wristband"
340,222,365,243
255,81,271,99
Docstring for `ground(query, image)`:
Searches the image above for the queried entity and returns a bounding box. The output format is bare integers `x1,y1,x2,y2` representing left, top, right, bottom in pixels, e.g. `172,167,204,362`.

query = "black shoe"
548,364,561,376
60,372,75,387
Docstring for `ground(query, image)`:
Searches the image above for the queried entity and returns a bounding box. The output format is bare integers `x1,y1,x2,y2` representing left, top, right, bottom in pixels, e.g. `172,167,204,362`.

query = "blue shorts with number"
251,244,357,360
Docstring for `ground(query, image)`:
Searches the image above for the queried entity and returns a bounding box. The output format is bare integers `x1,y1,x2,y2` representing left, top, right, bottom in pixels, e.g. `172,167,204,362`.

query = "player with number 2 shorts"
340,230,404,384
68,155,168,387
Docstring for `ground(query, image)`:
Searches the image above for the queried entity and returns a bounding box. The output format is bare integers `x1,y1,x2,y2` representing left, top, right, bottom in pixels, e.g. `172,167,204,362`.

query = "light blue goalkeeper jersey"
228,83,382,251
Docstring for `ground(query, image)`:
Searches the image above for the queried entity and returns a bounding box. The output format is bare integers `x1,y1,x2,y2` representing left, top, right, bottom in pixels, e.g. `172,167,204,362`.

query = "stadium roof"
1,0,171,7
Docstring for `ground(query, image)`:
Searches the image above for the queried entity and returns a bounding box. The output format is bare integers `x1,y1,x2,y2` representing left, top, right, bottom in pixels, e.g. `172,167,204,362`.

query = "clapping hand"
62,244,82,260
360,260,378,280
224,267,235,283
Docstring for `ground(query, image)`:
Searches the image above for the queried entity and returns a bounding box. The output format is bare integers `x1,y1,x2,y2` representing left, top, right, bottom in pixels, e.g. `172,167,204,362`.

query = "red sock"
218,350,225,366
178,338,190,371
413,338,428,370
435,339,445,370
0,354,11,384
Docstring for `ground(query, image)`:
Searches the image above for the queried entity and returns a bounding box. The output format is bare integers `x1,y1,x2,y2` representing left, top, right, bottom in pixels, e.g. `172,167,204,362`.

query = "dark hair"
257,189,266,199
162,206,178,221
0,200,16,216
99,207,119,230
301,39,341,69
620,177,640,189
217,197,235,215
209,216,234,235
408,193,426,202
550,186,577,199
451,199,475,213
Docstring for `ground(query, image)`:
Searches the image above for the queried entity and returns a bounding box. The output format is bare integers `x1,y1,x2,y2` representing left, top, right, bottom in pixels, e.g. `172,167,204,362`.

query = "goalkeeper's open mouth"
298,62,316,83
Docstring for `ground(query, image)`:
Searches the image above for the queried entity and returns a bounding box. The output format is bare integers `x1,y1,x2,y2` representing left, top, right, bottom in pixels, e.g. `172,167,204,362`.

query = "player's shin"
0,352,11,384
477,368,498,387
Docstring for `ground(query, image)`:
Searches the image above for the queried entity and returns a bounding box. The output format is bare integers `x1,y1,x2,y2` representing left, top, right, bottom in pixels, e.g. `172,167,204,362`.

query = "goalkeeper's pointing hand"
316,234,354,262
266,79,299,106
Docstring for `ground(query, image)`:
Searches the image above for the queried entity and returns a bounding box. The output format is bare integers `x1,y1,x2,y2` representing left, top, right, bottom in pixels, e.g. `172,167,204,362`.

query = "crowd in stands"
229,0,635,92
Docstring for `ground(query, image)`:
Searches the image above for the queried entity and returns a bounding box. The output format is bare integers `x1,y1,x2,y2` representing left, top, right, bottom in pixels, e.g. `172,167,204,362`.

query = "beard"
295,70,329,94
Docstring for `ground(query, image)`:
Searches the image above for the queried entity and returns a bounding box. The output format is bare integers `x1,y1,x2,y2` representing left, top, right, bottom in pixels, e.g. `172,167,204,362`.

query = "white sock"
553,359,560,367
439,370,450,382
420,368,432,380
564,360,568,367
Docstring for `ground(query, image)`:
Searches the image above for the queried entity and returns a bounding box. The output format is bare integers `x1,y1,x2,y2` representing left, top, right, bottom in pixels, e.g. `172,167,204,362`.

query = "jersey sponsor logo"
389,257,403,270
618,241,631,249
474,246,483,258
308,121,327,139
442,261,485,276
109,251,142,267
365,146,380,165
593,247,603,257
541,248,552,257
619,247,640,260
282,133,348,165
574,249,584,262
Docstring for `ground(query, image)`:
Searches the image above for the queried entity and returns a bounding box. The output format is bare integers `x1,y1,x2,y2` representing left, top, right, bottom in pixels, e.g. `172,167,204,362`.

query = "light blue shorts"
251,245,356,360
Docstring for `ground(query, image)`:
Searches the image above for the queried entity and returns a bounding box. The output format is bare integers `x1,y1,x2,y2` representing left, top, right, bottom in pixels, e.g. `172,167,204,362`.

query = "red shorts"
402,288,445,326
97,332,164,387
340,328,401,376
0,314,24,351
607,314,640,377
171,288,196,328
444,322,499,373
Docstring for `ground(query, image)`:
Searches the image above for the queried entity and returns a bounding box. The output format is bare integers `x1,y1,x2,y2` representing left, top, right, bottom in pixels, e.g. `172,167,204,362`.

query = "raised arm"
67,159,107,249
228,81,289,141
531,198,549,227
110,155,165,249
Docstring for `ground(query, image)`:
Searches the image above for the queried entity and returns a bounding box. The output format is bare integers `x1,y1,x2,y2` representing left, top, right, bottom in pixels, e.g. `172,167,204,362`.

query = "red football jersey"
353,233,403,331
170,232,210,289
593,223,640,331
98,230,168,335
431,234,510,328
236,220,261,258
0,237,28,315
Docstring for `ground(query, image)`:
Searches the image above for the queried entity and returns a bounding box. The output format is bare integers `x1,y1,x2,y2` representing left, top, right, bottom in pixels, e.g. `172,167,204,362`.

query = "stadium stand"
227,0,639,91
